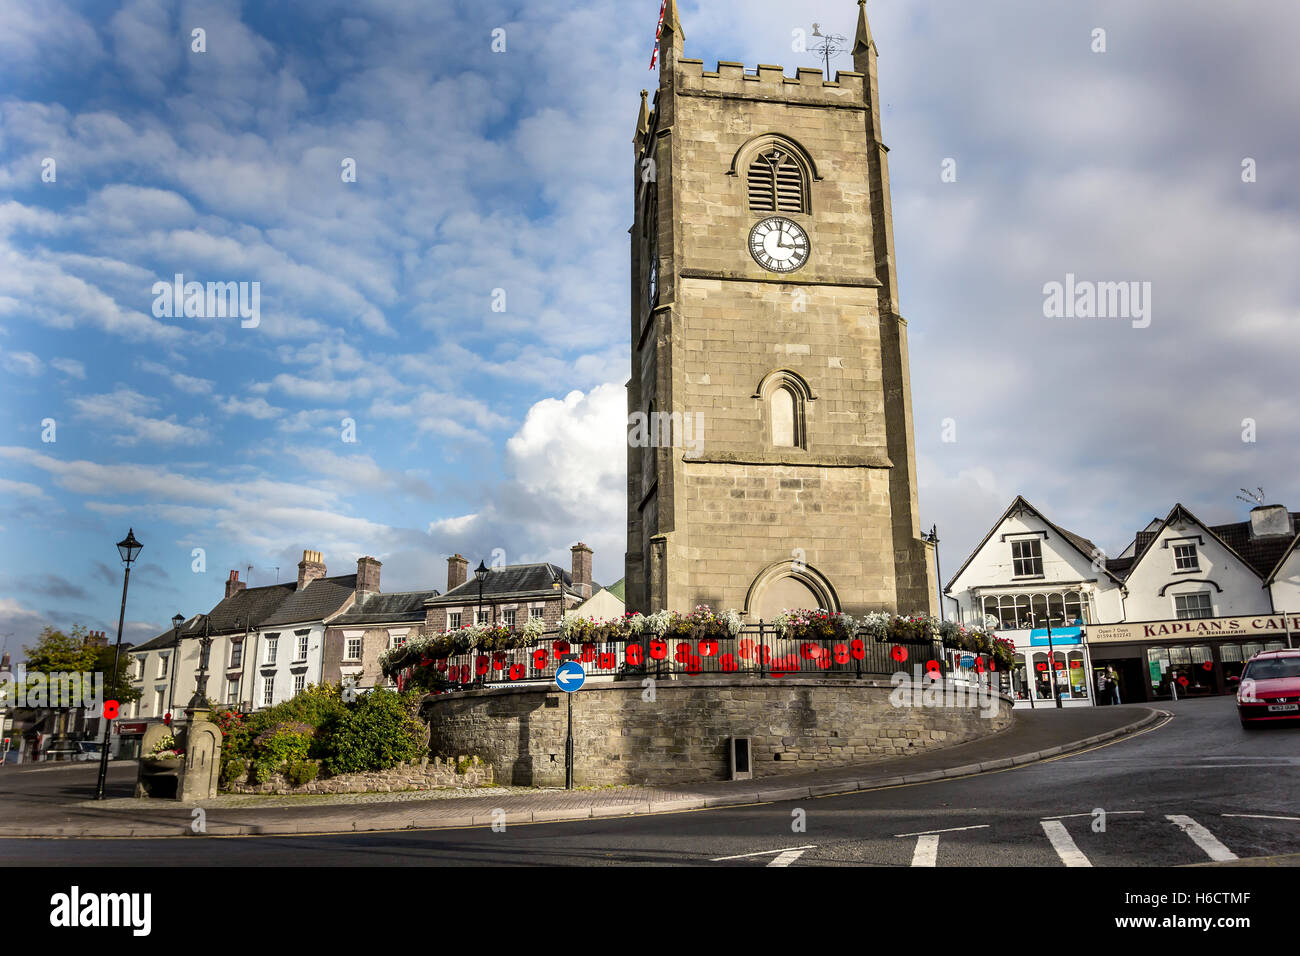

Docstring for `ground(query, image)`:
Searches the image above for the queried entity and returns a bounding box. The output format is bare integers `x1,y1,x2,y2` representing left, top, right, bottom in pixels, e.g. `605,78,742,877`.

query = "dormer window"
1011,538,1044,577
1172,543,1199,571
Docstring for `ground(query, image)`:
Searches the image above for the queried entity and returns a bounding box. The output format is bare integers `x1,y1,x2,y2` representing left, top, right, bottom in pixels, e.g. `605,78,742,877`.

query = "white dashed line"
1166,815,1238,861
1040,820,1092,867
911,833,940,867
710,845,817,862
894,824,991,838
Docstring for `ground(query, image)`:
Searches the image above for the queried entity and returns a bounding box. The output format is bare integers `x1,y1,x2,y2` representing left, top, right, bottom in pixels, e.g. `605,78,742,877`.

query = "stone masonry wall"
223,755,491,795
425,678,1012,788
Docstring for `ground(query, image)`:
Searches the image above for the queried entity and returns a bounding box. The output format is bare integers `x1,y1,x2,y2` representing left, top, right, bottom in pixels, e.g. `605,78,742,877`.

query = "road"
0,696,1296,865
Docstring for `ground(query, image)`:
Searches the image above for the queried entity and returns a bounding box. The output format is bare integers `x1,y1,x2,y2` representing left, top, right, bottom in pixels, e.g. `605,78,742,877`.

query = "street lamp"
1032,611,1064,710
94,528,141,800
166,613,184,723
474,560,489,685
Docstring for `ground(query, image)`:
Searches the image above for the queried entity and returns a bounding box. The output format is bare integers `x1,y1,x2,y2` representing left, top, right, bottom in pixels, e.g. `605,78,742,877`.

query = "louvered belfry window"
748,148,806,214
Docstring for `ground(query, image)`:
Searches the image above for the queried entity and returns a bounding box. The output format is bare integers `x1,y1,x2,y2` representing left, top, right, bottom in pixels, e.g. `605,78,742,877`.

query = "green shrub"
251,758,277,784
221,756,248,785
286,760,320,786
320,688,425,776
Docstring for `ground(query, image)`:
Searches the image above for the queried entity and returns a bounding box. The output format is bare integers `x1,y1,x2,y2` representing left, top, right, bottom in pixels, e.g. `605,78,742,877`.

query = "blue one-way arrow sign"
556,660,586,693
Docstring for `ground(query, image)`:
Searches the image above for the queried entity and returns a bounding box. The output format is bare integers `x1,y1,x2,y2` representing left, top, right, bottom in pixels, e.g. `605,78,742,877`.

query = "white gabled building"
944,496,1124,707
947,497,1300,708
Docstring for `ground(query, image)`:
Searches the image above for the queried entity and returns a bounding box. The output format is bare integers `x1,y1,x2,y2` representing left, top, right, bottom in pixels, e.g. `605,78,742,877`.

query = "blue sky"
2,0,1298,653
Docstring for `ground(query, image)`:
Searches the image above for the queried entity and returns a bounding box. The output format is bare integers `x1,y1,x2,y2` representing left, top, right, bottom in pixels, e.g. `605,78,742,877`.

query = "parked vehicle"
1237,649,1300,728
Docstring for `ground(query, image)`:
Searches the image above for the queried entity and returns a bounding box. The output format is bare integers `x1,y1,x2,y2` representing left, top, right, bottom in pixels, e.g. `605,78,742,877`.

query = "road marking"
1041,811,1144,821
1221,814,1300,823
1040,820,1092,867
1166,815,1238,862
710,845,816,862
766,848,810,867
894,824,990,838
911,833,940,867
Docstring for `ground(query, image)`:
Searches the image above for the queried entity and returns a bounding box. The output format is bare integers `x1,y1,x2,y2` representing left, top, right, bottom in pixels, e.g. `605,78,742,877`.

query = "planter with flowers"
772,609,856,643
142,733,185,772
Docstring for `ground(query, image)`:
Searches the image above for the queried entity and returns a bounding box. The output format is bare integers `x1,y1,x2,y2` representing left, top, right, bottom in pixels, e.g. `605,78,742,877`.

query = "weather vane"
810,22,848,79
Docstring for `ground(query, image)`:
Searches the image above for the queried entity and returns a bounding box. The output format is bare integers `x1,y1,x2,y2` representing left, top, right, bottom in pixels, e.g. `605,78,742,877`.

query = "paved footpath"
0,704,1162,838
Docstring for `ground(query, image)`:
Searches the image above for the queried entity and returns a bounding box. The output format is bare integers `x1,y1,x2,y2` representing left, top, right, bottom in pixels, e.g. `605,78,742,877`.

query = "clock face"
748,217,810,273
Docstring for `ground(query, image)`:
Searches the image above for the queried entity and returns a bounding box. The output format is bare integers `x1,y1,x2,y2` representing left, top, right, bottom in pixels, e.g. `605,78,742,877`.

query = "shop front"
1087,613,1299,702
1008,626,1093,709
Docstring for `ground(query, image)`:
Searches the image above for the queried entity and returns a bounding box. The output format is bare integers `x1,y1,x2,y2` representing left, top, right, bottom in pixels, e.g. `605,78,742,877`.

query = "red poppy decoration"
685,655,703,675
475,655,489,676
698,639,717,658
580,646,597,663
1202,661,1213,671
800,643,818,660
850,639,866,661
738,638,755,660
816,649,831,669
436,659,448,672
459,665,470,683
421,657,433,667
508,664,525,681
649,640,668,661
974,658,986,674
103,700,119,720
1177,676,1190,687
925,660,941,675
674,642,691,664
625,644,644,666
598,652,617,669
891,645,908,663
533,649,549,670
721,653,738,673
553,641,570,655
492,656,505,671
833,644,850,664
1054,662,1065,670
1036,662,1048,672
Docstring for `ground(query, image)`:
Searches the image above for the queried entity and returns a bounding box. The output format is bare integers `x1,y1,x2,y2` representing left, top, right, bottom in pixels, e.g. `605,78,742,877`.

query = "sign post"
555,660,586,790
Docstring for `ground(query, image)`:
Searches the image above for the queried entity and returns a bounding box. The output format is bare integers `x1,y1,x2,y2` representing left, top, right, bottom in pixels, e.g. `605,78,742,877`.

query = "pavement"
0,703,1163,838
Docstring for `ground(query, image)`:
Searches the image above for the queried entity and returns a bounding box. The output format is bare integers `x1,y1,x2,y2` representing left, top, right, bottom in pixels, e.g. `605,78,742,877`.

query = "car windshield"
1243,658,1300,680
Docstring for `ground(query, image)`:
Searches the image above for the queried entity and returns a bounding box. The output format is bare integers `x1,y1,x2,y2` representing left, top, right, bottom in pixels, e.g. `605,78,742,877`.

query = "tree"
22,625,141,706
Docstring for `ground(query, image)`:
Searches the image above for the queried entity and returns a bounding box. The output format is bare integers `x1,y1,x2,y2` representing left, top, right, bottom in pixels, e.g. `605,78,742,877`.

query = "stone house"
422,544,598,635
322,588,440,691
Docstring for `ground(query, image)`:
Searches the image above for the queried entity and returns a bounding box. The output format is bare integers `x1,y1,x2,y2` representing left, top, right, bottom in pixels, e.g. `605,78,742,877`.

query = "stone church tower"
625,0,937,620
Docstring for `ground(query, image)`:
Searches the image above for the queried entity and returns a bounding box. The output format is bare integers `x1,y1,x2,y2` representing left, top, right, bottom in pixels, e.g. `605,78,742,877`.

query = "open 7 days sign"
1088,613,1300,644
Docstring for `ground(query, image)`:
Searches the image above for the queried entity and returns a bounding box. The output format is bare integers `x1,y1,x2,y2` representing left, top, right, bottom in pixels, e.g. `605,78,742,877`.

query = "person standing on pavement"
1107,665,1121,704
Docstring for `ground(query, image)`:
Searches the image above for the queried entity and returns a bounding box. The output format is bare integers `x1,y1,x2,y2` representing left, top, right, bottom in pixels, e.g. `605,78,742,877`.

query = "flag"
649,0,667,69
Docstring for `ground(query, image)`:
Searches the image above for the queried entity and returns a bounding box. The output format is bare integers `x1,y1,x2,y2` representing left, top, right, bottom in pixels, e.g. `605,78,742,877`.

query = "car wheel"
1240,720,1257,730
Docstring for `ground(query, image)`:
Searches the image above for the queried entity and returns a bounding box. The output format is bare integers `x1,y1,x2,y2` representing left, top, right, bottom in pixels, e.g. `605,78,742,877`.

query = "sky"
1,0,1297,654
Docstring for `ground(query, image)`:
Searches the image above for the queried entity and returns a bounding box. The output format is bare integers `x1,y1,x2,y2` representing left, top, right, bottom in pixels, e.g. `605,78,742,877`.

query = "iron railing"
405,625,985,692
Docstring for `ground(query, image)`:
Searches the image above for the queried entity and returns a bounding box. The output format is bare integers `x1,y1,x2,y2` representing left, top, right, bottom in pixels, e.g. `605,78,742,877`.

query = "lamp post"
166,613,184,724
475,560,489,685
94,528,142,800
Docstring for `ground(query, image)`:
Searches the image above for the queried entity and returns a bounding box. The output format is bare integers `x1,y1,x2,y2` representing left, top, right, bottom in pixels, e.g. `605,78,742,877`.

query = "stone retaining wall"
223,755,491,795
424,678,1012,787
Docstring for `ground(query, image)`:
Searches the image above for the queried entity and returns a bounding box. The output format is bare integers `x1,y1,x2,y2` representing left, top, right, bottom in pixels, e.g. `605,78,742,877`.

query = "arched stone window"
730,134,819,216
755,369,813,450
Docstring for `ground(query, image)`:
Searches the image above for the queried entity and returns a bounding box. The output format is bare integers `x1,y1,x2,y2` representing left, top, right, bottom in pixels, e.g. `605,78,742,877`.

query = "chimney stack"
447,554,468,592
571,542,593,599
225,569,246,599
84,629,108,649
1249,504,1293,540
297,550,327,589
356,556,382,594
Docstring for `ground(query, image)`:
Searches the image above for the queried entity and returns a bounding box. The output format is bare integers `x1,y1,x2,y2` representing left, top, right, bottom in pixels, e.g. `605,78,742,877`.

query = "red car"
1238,649,1300,727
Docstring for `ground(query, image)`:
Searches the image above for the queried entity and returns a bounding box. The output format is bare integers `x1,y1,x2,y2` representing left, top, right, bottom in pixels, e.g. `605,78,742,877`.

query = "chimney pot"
225,569,246,599
1249,504,1293,540
298,550,327,590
